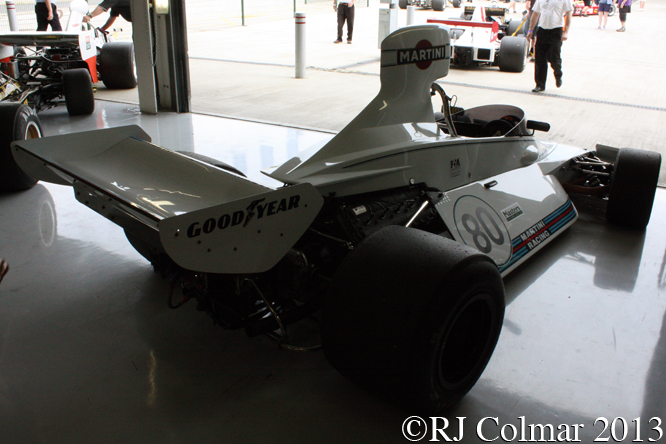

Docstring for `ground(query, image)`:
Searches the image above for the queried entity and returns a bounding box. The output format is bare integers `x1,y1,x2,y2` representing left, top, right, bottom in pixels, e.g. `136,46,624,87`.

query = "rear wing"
12,126,324,273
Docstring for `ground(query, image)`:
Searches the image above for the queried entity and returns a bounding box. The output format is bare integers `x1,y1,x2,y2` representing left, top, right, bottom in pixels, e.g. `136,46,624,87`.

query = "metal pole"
406,5,415,26
6,0,19,31
241,0,245,26
295,12,306,78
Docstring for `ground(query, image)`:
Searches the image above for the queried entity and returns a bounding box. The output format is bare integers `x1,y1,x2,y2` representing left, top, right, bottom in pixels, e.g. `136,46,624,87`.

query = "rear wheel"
498,36,528,72
452,0,461,8
63,68,95,116
0,103,43,191
399,0,408,9
99,42,137,89
609,4,617,16
606,148,661,229
507,18,525,36
432,0,445,11
322,226,505,413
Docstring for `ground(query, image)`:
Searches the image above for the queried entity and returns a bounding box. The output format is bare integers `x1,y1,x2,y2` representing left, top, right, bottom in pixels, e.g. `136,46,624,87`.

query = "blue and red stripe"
499,199,577,273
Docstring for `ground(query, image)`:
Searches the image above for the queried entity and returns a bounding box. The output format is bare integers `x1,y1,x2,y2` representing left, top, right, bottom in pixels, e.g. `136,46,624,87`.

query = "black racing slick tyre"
321,226,505,413
63,68,95,116
606,148,661,229
507,18,525,36
399,0,408,9
498,36,528,72
432,0,445,11
0,103,43,191
99,42,137,89
452,0,461,8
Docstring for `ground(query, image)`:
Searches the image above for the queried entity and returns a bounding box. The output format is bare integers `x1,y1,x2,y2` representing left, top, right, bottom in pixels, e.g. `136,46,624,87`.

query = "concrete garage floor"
2,1,666,443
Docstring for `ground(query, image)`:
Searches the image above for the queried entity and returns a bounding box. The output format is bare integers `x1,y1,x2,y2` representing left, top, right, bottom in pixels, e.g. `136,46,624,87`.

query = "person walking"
597,0,612,29
616,0,631,31
82,0,132,32
334,0,355,44
35,0,62,31
527,0,573,93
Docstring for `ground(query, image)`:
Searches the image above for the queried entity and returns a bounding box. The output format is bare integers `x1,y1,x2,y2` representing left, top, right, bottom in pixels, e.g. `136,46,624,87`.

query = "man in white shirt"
527,0,573,92
334,0,355,44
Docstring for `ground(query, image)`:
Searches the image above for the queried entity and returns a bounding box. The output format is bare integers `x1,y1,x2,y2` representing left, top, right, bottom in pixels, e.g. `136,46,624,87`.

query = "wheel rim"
435,293,495,389
24,121,42,140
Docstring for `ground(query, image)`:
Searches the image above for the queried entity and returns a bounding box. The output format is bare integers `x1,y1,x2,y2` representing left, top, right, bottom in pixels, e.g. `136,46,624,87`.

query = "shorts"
619,4,631,20
598,2,612,12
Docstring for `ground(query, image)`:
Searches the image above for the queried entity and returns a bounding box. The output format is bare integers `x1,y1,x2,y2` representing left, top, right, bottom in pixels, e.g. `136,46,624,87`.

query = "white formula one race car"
429,5,529,72
0,0,136,116
3,24,661,413
399,0,465,11
399,0,447,11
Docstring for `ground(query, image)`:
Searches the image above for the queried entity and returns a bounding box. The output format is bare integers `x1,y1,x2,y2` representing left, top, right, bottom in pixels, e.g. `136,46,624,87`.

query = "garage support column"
131,0,157,114
154,0,191,113
131,0,191,114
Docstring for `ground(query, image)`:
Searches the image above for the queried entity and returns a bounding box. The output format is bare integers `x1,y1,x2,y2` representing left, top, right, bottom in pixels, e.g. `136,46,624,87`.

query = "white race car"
399,0,464,11
429,5,529,72
3,24,660,413
0,0,136,116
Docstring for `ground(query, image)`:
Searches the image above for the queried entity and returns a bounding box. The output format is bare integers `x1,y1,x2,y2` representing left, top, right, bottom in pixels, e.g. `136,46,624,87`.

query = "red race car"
573,0,616,16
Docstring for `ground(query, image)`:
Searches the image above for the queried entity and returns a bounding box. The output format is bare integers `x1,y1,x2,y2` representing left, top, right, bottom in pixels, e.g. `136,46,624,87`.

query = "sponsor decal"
499,199,577,273
502,203,523,222
352,205,367,216
186,194,301,238
397,39,448,70
85,36,91,50
450,158,461,178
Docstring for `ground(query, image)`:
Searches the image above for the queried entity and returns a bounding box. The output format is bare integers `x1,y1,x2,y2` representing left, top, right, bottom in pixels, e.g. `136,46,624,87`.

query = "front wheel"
0,103,43,191
432,0,445,11
322,226,505,413
63,68,95,116
399,0,408,9
451,0,461,8
606,148,661,229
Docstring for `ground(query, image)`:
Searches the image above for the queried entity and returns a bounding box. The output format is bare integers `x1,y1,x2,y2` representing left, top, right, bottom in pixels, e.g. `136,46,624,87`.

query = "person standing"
527,0,573,93
82,0,132,32
35,0,63,31
616,0,631,31
597,0,612,29
334,0,355,44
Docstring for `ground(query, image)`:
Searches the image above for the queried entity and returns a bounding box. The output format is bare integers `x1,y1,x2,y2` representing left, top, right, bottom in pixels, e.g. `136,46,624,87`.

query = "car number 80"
453,196,512,266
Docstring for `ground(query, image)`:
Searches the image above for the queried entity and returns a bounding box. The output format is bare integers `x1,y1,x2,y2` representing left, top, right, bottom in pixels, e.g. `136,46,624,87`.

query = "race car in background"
399,0,465,10
573,0,616,16
0,0,136,116
3,24,661,413
428,5,528,72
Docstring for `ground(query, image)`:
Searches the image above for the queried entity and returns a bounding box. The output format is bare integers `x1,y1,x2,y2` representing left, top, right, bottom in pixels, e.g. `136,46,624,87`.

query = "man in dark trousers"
527,0,573,93
334,0,355,44
82,0,131,32
35,0,63,31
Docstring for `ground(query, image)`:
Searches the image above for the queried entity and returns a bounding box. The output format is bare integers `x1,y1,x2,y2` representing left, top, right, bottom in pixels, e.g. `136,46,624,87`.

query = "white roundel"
453,196,512,266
